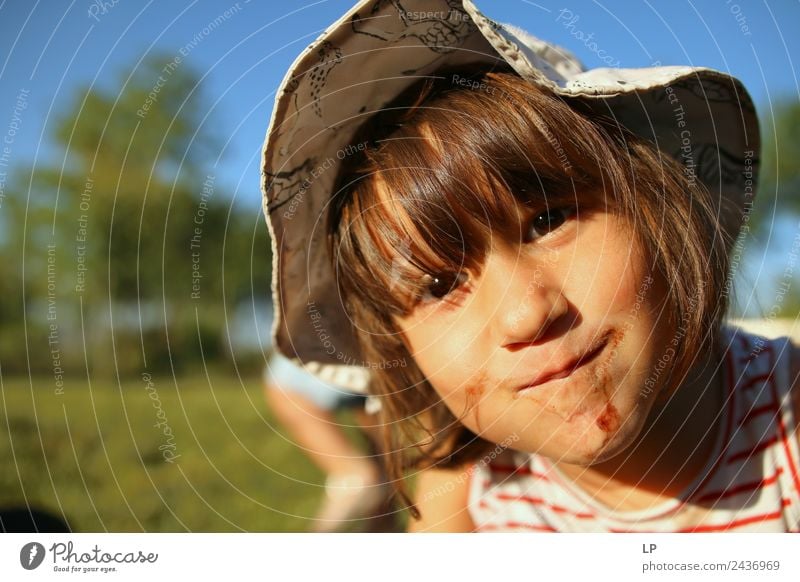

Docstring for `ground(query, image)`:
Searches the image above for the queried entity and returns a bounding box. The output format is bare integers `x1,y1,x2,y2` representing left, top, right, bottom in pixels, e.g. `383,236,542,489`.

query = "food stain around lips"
514,332,610,397
515,328,624,432
596,402,620,433
464,376,486,432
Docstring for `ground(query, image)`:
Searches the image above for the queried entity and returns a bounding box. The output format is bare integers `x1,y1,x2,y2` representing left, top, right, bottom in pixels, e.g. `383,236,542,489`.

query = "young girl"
261,0,800,532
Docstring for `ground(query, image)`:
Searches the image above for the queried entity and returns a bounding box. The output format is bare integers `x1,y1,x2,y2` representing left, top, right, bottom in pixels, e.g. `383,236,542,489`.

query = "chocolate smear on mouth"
596,401,620,432
463,371,487,433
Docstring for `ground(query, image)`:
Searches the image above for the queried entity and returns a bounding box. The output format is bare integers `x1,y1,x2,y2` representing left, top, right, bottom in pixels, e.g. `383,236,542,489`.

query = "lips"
514,332,610,393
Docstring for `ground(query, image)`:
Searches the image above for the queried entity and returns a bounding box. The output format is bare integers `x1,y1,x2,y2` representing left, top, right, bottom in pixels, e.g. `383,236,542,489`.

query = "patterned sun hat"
260,0,759,389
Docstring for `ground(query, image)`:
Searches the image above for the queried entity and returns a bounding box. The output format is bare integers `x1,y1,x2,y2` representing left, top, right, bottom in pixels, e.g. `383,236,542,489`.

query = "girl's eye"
418,271,469,305
526,206,576,241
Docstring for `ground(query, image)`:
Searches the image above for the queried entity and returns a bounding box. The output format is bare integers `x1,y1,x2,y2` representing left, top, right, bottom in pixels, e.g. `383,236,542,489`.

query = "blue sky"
1,0,799,315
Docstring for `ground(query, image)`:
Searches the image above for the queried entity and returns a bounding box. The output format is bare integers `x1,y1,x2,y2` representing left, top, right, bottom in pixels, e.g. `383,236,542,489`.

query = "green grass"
0,374,371,532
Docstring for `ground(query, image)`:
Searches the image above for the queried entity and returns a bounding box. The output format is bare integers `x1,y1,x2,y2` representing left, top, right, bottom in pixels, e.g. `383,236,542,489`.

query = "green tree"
2,54,270,376
747,99,800,318
751,99,800,231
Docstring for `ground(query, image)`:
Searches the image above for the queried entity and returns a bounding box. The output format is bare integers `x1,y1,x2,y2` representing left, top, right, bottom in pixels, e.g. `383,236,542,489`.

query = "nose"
476,246,570,348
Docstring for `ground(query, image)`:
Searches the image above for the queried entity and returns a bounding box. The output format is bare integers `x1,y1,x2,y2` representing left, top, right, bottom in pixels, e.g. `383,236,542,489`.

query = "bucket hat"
260,0,759,389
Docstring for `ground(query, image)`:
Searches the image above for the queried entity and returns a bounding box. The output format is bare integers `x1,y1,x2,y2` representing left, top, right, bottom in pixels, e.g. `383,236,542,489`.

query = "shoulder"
407,464,477,532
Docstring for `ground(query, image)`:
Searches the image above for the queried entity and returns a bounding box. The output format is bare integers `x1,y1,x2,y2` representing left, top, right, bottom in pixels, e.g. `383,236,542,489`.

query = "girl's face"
392,197,673,466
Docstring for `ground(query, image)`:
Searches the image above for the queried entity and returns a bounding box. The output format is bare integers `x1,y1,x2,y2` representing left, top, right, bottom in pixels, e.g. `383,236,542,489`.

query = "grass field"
0,374,387,532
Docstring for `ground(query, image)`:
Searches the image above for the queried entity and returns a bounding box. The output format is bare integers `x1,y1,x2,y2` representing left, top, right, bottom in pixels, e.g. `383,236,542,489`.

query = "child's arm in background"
408,465,476,532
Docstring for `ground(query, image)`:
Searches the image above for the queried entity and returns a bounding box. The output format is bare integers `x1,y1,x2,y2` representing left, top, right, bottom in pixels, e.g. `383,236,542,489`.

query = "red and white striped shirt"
467,326,800,532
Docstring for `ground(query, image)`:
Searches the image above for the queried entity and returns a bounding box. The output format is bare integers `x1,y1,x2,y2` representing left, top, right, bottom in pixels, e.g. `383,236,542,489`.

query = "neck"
557,345,727,501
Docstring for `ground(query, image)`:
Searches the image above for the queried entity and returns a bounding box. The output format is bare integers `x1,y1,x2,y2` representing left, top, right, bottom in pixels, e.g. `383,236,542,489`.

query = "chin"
522,398,651,467
575,402,652,466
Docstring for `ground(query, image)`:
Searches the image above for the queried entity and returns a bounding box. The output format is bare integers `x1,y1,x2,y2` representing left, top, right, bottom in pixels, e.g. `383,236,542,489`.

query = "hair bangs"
345,167,500,315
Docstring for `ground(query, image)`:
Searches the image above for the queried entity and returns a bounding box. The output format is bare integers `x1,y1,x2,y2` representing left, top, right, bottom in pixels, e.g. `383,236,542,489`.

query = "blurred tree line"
744,98,800,318
0,54,271,378
743,98,800,243
756,99,800,222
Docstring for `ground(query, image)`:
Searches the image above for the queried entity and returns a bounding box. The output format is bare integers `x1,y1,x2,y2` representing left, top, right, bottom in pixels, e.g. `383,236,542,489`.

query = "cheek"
411,342,504,437
395,301,496,432
399,306,487,383
566,232,645,316
400,325,481,411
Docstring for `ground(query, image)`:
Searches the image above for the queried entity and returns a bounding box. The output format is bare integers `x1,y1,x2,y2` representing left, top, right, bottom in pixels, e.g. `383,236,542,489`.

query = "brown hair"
327,65,733,519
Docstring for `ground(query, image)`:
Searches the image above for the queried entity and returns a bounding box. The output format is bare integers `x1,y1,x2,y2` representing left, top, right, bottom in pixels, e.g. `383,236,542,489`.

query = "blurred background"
0,0,798,532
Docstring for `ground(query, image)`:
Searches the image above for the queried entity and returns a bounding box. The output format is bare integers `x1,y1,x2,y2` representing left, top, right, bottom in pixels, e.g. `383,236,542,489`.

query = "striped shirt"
467,326,800,532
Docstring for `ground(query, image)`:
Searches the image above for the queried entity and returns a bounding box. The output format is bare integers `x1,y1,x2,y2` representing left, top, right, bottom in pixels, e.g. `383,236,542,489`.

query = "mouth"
514,332,611,396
